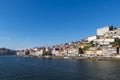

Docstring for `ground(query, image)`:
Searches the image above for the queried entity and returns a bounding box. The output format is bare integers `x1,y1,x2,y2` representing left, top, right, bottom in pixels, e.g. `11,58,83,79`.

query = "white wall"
97,26,110,35
116,29,120,35
94,38,114,45
88,35,97,42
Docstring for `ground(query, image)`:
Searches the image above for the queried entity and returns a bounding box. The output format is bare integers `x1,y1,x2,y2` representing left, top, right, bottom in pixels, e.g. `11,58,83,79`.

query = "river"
0,56,120,80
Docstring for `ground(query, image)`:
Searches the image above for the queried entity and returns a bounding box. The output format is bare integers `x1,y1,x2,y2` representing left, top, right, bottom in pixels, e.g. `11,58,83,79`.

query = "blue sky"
0,0,120,49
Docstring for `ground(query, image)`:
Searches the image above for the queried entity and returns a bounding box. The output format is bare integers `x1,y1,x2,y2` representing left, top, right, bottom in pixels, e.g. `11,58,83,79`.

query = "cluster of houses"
82,25,120,57
17,42,83,57
17,25,120,58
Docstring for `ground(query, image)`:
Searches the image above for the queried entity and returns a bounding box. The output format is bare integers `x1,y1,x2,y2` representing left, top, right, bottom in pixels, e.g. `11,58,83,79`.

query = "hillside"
0,48,16,55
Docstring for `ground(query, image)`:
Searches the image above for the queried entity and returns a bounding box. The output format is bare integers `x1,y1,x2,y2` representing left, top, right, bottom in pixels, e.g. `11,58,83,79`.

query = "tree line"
0,48,16,55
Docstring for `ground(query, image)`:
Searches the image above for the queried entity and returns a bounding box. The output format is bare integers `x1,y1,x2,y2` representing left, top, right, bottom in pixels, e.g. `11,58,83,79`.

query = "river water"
0,56,120,80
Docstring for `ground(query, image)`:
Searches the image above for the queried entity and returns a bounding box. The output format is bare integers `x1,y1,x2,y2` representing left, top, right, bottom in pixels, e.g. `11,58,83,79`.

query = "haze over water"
0,56,120,80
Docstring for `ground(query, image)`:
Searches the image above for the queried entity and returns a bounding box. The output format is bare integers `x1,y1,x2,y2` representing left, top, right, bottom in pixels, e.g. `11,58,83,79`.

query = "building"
94,38,114,45
87,35,98,42
97,26,111,35
103,27,120,38
113,27,120,36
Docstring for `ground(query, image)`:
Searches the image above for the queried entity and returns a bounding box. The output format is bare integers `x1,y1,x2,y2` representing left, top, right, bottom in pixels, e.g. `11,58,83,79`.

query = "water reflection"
0,56,120,80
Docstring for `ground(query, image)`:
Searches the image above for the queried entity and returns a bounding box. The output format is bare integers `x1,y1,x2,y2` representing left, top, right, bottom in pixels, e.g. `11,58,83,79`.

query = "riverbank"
16,55,120,61
68,57,120,61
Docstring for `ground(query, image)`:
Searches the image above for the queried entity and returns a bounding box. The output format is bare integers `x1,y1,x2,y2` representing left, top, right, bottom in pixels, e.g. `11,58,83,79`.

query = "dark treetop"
0,48,16,55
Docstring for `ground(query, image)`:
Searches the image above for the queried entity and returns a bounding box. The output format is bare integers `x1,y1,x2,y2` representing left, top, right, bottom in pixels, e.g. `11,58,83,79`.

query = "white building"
97,26,110,35
113,35,120,38
104,27,120,38
114,28,120,35
51,48,63,56
94,38,114,45
87,35,98,42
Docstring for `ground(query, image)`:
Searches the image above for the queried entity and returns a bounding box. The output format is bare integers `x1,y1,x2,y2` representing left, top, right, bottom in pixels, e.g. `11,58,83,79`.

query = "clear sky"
0,0,120,49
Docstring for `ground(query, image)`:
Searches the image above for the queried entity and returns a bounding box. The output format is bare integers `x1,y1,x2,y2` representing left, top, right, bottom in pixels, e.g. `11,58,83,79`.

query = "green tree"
110,38,120,47
83,46,89,50
90,41,95,47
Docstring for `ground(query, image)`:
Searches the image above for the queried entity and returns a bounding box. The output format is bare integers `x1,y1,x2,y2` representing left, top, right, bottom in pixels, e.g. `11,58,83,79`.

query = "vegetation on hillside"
0,48,16,55
110,38,120,47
